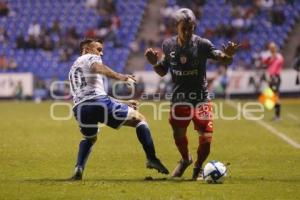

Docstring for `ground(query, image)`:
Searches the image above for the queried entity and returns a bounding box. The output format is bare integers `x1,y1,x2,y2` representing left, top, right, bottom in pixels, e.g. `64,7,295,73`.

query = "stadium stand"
0,0,147,80
145,0,300,71
1,0,300,78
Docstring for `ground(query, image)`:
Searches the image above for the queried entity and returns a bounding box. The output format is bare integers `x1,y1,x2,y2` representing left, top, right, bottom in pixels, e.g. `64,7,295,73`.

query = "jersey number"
70,68,87,92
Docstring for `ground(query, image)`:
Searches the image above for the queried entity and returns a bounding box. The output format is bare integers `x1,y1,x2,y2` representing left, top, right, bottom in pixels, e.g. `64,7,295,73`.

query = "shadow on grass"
20,177,197,184
21,176,300,184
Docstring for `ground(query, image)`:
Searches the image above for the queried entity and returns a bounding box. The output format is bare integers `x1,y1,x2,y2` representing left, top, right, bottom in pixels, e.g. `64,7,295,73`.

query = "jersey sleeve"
157,40,170,72
88,55,102,68
201,39,222,60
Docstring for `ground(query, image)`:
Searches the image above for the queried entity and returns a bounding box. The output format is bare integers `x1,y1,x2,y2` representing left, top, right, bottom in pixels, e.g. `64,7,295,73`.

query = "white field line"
226,100,300,149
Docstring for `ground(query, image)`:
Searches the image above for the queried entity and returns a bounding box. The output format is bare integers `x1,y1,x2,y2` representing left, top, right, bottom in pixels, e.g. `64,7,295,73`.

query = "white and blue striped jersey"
69,54,107,106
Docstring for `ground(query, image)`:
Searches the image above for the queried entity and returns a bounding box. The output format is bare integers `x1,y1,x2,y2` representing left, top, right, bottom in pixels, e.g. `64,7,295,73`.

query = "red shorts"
169,103,213,133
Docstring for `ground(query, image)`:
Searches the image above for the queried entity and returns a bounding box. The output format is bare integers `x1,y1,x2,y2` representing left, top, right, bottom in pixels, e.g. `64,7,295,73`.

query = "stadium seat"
1,0,147,78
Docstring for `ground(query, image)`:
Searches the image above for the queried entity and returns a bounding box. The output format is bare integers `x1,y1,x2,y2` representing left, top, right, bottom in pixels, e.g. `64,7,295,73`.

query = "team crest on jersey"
180,55,187,64
170,51,176,58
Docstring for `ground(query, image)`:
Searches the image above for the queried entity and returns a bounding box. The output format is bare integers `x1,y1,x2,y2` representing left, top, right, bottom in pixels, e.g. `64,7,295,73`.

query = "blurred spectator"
129,40,140,53
48,19,62,36
85,28,98,38
271,5,285,25
203,28,215,39
16,34,27,49
260,0,274,9
28,35,39,49
33,77,49,102
0,26,8,44
41,35,54,52
28,21,41,38
57,26,79,61
64,27,79,46
231,5,254,32
215,24,236,39
294,44,300,58
59,48,73,62
240,37,251,50
14,81,23,100
0,54,8,68
0,55,17,70
98,0,116,15
0,1,9,17
86,0,98,9
292,43,300,83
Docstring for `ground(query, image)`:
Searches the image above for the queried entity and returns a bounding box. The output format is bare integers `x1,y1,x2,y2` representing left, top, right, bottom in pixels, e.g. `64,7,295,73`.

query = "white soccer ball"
203,161,227,184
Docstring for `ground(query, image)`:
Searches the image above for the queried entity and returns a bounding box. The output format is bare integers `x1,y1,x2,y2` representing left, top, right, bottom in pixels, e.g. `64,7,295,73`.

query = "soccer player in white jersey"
69,38,169,180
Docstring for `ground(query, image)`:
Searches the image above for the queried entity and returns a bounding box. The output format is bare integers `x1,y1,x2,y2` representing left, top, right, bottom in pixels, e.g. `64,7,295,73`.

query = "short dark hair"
173,8,196,25
79,38,104,54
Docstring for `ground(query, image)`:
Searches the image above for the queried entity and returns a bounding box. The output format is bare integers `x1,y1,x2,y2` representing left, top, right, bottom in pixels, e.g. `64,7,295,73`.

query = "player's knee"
172,127,187,138
83,135,97,144
131,112,147,126
200,133,212,144
135,112,146,122
88,136,97,144
80,127,97,142
125,108,147,126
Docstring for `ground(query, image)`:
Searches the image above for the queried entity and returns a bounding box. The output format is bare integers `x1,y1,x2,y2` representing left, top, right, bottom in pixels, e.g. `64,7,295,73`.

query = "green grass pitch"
0,99,299,200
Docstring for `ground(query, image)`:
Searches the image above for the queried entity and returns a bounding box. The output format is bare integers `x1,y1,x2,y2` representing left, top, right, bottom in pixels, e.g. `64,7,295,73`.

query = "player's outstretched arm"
218,41,240,66
145,48,168,77
91,62,135,82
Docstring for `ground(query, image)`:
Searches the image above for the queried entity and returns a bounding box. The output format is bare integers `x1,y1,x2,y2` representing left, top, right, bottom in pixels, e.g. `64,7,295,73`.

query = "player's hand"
120,74,136,82
222,41,240,57
145,48,159,65
127,99,139,110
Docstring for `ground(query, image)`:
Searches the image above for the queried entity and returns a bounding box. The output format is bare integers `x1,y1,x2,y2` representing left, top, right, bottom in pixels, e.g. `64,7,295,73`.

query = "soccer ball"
203,161,227,184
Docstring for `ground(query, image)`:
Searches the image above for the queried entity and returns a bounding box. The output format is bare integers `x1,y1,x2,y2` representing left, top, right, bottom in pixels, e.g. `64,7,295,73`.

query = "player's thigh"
105,99,131,129
193,102,213,133
169,104,192,130
171,124,187,138
73,103,99,138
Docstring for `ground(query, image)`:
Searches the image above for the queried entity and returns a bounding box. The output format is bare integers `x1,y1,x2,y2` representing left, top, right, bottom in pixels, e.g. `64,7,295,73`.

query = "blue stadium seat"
2,0,147,79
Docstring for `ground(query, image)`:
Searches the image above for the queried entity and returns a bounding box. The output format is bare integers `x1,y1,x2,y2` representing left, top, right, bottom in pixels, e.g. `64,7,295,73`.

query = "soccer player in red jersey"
262,42,284,120
145,8,239,180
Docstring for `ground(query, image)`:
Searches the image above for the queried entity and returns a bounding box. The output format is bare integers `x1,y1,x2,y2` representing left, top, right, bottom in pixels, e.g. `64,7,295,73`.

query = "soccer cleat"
272,116,281,121
171,155,193,177
192,167,203,181
70,167,83,181
146,158,169,174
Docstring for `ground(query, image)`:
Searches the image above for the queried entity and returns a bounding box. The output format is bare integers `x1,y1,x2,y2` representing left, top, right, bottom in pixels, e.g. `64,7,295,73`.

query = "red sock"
174,135,189,161
195,136,211,168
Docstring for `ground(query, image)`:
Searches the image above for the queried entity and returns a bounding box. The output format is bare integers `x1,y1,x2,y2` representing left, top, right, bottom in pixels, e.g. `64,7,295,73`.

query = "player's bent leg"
171,125,193,178
274,92,281,120
172,125,190,161
192,132,212,181
123,109,169,174
71,128,98,181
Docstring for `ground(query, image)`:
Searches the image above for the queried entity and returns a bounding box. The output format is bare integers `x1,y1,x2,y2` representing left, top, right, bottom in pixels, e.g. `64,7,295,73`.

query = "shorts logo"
208,121,213,129
180,55,187,64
